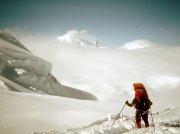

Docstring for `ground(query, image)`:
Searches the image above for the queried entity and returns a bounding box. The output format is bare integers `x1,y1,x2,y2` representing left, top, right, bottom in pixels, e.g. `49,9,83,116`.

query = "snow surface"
0,90,120,134
32,107,180,134
1,90,180,134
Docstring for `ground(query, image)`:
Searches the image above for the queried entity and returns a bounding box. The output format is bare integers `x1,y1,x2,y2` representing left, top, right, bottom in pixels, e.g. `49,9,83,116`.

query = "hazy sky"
0,0,180,47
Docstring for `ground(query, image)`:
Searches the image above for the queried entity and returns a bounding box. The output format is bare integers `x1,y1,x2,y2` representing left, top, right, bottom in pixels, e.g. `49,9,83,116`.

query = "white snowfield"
0,90,120,134
0,90,180,134
84,108,180,134
34,108,180,134
34,107,180,134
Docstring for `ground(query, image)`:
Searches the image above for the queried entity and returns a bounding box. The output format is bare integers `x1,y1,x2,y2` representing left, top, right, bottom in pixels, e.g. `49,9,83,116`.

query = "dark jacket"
127,96,152,111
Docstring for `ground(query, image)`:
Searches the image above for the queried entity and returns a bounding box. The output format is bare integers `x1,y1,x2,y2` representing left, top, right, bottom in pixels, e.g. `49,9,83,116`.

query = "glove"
125,100,129,105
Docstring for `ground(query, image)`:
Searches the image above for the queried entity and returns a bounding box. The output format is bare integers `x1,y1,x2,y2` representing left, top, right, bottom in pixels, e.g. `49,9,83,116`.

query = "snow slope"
0,90,120,134
34,107,180,134
1,89,179,134
0,31,97,100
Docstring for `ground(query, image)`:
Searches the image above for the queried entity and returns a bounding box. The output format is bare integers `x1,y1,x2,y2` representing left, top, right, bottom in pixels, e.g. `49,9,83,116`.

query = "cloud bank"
3,29,180,105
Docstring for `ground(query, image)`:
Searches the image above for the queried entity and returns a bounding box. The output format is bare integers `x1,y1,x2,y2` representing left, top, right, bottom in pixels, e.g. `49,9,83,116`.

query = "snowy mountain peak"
57,30,104,48
121,39,157,50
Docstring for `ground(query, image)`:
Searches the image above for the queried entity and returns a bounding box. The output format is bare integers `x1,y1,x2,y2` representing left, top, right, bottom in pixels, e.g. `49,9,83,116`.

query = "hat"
135,90,142,97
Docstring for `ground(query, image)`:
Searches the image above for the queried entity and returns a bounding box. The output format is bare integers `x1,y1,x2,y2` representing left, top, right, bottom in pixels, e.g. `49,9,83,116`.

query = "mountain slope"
0,31,97,100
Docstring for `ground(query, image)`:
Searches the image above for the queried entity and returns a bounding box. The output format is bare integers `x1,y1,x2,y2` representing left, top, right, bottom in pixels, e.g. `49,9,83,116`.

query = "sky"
0,0,180,47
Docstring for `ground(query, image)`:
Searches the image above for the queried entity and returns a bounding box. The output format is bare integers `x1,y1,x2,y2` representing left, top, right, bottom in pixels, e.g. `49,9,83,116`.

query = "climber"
126,83,152,128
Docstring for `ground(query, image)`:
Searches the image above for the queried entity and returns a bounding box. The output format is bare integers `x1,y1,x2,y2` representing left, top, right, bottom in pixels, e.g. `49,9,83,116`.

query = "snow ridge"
34,107,180,134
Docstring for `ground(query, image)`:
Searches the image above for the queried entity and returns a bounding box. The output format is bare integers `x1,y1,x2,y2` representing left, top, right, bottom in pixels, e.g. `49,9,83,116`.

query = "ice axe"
111,103,126,128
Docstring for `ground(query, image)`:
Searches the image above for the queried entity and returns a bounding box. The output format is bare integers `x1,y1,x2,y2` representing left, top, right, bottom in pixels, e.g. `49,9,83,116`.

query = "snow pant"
135,110,149,128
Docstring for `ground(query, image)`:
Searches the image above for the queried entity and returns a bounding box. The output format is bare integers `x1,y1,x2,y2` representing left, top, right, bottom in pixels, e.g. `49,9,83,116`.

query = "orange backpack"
133,83,149,99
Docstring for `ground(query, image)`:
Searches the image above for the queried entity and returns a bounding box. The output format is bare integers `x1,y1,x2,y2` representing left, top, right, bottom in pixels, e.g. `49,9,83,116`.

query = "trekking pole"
150,107,155,132
111,103,126,128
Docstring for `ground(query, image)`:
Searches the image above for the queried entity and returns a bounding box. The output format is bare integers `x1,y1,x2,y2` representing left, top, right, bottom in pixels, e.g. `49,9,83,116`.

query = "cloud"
149,75,180,89
2,28,180,104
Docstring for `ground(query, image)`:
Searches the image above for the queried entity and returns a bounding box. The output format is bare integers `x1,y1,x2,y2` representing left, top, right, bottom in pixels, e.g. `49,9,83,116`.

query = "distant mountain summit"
121,39,157,50
0,30,97,100
57,30,104,48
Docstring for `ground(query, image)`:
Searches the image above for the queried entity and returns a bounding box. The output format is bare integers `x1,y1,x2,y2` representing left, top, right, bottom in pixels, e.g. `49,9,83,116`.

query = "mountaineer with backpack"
126,83,153,128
